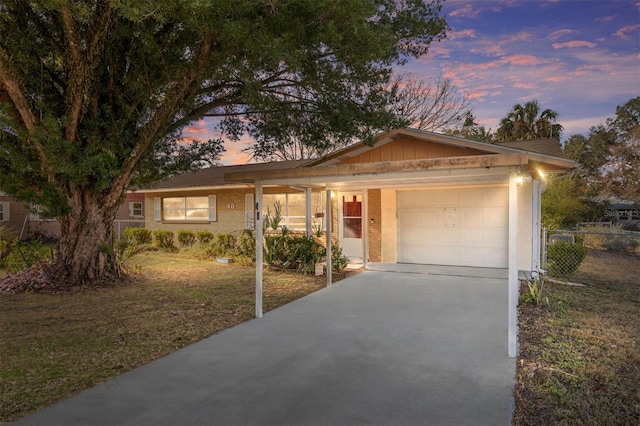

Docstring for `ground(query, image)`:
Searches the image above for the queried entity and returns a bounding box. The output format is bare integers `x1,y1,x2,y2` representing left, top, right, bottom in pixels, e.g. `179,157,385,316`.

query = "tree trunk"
56,190,120,286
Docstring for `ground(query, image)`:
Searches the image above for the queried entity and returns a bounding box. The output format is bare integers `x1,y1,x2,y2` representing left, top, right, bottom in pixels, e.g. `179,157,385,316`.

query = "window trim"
129,201,144,218
154,195,216,222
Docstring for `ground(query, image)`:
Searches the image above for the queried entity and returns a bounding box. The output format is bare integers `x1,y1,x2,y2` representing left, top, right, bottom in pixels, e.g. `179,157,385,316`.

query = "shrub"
123,227,152,244
177,230,197,247
0,224,16,259
196,230,214,245
238,229,256,260
2,239,54,273
99,237,148,275
331,242,349,273
153,230,175,250
209,233,237,257
602,236,639,254
288,235,325,273
547,240,588,277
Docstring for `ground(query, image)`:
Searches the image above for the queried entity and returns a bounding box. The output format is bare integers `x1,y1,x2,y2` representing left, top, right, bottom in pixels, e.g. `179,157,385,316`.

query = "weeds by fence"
543,226,640,284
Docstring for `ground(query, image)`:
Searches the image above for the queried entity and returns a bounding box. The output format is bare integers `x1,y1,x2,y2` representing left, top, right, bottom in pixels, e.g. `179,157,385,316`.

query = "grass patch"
514,252,640,425
0,251,327,422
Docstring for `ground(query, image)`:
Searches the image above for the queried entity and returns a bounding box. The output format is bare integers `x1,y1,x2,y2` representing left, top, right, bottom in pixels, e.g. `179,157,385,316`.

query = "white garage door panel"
397,187,508,268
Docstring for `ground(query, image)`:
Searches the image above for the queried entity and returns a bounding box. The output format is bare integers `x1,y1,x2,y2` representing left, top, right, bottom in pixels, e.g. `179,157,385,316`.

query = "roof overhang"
225,152,575,189
131,183,254,194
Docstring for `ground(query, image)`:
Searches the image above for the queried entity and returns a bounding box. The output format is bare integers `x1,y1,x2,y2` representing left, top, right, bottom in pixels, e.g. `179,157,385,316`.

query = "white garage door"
397,187,508,268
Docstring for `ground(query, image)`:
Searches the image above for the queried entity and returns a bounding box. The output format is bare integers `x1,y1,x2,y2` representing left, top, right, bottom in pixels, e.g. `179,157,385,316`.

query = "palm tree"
496,100,563,141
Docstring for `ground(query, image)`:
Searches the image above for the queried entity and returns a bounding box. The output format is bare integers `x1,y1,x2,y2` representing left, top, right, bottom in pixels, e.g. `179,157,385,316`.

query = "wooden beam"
225,153,528,183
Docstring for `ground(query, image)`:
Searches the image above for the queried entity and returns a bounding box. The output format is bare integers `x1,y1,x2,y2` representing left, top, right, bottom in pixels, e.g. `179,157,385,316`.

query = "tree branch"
0,49,38,132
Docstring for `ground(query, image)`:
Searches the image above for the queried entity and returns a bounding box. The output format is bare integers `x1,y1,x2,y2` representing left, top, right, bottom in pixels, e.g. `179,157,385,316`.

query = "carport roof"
224,128,575,188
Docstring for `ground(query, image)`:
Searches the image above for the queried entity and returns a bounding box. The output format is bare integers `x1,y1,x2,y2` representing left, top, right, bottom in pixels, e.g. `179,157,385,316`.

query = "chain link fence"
542,226,640,284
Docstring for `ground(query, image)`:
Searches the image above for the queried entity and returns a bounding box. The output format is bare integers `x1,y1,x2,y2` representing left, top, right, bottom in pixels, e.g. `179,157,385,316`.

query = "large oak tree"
0,1,446,285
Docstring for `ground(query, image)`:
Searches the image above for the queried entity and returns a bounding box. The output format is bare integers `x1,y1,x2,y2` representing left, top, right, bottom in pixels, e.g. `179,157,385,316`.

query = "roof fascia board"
226,153,528,183
255,165,516,187
132,184,253,194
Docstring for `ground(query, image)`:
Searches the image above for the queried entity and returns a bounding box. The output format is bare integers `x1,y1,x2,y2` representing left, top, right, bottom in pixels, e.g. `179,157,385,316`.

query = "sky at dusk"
189,0,640,165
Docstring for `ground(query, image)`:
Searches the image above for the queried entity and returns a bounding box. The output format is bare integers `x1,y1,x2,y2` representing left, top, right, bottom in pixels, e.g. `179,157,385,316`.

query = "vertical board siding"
339,137,486,165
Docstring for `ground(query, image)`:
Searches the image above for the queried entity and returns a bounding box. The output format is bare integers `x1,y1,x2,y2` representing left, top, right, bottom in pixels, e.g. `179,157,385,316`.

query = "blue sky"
411,0,640,137
192,0,639,164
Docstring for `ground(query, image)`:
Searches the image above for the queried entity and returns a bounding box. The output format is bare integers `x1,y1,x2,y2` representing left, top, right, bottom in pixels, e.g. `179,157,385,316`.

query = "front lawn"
514,252,640,425
0,251,326,422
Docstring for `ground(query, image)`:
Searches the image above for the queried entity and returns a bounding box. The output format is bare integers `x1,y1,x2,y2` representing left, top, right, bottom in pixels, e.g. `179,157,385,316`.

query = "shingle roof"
496,138,566,158
150,159,312,189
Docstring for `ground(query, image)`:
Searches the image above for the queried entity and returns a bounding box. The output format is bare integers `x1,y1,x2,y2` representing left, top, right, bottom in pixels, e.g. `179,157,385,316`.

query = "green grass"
514,252,640,425
0,252,327,422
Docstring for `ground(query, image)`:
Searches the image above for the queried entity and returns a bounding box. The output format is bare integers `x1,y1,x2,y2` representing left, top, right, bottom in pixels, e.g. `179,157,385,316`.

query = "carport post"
508,172,519,358
255,180,263,319
305,187,312,237
531,179,542,275
326,189,332,286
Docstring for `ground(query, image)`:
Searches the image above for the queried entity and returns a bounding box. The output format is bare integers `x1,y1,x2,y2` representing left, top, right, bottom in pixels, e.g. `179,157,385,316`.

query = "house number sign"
227,203,235,209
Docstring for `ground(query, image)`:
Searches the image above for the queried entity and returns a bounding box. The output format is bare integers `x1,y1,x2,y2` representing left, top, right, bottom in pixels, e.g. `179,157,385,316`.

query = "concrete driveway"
16,268,515,426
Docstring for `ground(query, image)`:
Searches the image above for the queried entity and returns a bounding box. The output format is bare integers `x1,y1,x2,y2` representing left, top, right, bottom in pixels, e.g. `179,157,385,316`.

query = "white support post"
305,187,312,237
362,189,369,268
326,189,332,287
508,172,519,358
255,181,264,319
531,179,542,276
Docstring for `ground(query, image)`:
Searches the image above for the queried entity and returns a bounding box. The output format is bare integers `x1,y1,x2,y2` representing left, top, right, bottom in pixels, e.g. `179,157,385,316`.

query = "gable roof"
306,128,517,166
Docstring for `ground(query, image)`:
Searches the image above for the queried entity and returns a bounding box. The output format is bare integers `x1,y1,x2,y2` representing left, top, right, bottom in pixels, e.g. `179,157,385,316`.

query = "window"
0,201,8,222
154,196,216,221
262,192,325,232
29,205,56,222
129,201,143,217
245,194,254,230
342,194,362,239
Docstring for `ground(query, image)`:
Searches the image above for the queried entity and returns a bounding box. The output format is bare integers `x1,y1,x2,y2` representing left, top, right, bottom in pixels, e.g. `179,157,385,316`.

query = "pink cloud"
595,15,615,23
502,54,540,66
449,4,482,19
184,127,209,135
447,29,477,40
548,29,578,40
514,82,536,90
544,76,568,83
501,31,533,44
426,45,451,58
552,40,597,49
612,24,640,40
465,89,502,101
466,91,489,100
475,84,503,90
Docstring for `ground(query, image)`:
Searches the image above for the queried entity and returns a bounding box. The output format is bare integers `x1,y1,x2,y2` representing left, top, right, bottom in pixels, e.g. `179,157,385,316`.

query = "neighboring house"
0,192,61,240
0,192,145,240
138,128,575,274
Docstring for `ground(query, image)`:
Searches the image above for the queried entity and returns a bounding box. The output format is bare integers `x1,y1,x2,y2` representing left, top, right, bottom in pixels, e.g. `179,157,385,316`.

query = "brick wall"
367,189,381,263
144,189,252,237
